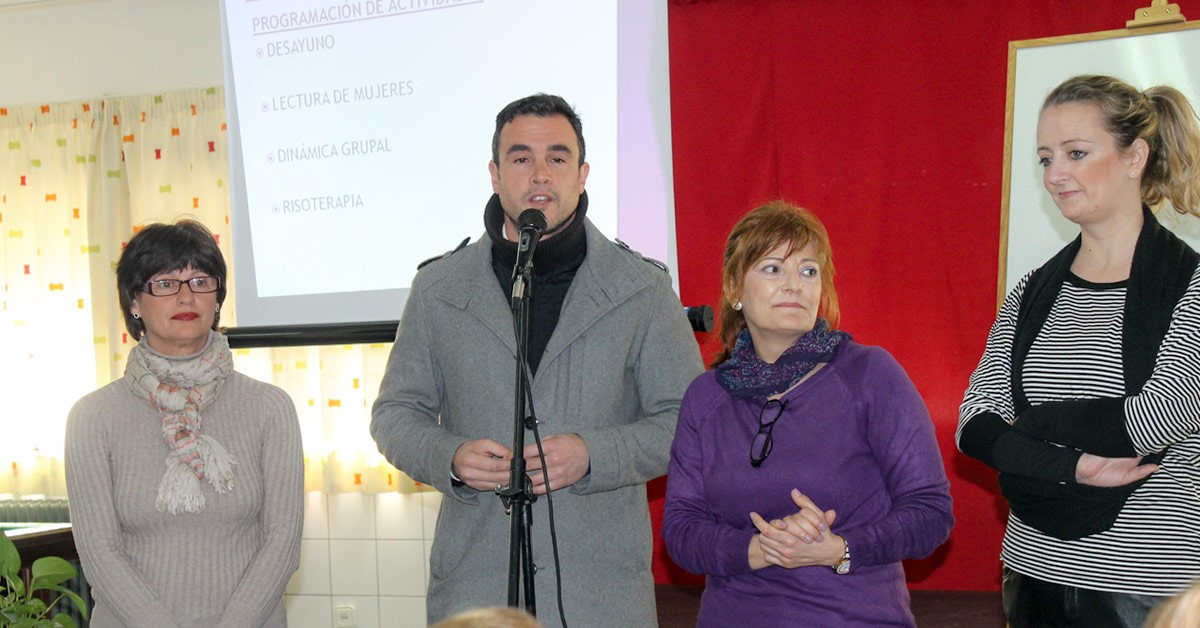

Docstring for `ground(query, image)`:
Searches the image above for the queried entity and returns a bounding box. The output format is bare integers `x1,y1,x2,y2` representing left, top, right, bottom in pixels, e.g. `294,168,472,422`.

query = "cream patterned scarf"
125,331,236,514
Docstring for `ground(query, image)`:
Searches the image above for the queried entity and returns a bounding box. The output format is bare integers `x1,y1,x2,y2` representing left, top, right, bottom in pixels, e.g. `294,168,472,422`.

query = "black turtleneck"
485,192,589,375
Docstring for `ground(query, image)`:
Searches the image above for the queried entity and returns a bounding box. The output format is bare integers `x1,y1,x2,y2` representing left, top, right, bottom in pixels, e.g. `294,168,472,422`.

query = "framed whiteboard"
999,20,1200,305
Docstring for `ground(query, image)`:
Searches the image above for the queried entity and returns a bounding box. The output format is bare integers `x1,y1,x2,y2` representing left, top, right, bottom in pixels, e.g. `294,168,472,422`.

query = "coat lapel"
538,221,644,371
427,221,653,373
432,237,518,358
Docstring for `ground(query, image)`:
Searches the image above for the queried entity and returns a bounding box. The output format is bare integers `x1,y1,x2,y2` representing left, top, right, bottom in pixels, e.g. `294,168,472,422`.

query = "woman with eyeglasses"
662,202,953,627
65,219,303,627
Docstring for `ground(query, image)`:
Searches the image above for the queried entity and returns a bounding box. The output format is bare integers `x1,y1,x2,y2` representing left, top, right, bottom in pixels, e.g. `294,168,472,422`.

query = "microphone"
684,305,714,332
514,208,546,271
511,209,547,296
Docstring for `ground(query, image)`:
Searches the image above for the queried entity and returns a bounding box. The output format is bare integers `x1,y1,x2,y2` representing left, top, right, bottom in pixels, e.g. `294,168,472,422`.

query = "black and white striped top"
958,269,1200,595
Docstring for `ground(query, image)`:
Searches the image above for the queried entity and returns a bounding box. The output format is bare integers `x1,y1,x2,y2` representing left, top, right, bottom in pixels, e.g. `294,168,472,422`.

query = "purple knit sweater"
662,340,953,627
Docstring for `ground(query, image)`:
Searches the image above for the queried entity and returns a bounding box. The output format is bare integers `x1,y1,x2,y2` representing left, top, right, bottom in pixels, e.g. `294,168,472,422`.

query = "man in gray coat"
370,94,704,627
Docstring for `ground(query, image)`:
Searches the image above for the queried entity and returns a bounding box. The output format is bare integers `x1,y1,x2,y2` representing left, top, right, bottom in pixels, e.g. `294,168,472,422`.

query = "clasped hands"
451,434,589,495
749,489,845,570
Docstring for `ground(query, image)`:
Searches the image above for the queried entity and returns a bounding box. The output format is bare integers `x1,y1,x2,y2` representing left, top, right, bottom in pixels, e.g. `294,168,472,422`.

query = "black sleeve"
1012,398,1137,457
959,411,1082,481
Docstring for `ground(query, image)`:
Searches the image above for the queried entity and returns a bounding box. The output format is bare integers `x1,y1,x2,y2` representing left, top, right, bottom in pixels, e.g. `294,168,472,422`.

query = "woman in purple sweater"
662,201,953,627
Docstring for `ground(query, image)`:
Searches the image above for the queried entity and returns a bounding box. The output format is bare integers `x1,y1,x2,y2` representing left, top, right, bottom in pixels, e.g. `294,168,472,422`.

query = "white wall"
290,491,437,628
0,0,222,107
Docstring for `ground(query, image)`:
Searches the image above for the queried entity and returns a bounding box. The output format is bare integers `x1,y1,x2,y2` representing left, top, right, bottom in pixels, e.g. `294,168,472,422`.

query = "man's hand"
1076,453,1158,487
523,433,590,495
451,439,513,492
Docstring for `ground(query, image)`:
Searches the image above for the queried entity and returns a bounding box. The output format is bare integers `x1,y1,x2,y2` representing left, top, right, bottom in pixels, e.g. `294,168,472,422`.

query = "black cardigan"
965,206,1197,540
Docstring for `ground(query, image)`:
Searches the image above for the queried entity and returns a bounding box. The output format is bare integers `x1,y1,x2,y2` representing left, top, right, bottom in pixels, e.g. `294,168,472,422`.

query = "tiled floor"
655,585,1006,628
281,491,1006,628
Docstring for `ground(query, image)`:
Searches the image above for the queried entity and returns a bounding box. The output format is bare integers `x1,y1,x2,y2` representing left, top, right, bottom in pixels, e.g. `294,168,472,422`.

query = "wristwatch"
833,538,851,575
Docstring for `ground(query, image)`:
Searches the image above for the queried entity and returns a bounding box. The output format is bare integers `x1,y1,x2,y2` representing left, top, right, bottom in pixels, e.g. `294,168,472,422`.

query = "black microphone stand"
498,218,541,615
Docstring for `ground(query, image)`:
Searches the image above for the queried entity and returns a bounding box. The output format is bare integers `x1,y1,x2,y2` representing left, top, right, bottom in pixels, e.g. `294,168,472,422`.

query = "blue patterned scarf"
716,319,850,400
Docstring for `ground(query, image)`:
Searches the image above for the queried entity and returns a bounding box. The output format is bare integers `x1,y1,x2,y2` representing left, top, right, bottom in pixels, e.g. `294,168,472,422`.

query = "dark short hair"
116,219,227,340
491,93,586,166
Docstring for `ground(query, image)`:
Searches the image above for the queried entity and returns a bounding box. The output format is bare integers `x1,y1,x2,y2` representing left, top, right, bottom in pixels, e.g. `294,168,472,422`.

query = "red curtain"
657,0,1157,591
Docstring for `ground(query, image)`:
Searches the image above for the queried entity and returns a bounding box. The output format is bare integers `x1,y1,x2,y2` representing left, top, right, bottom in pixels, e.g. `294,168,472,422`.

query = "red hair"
712,201,839,367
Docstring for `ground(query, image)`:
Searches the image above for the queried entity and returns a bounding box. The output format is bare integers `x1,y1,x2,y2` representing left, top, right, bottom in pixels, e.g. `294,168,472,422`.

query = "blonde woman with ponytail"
958,75,1200,627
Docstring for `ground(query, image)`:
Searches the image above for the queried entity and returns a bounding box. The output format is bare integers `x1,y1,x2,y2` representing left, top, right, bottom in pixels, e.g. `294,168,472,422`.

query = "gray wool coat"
371,218,705,627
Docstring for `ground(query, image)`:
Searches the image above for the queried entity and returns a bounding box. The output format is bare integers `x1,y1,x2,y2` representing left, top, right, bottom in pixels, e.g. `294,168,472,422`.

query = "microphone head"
517,208,547,234
684,305,714,333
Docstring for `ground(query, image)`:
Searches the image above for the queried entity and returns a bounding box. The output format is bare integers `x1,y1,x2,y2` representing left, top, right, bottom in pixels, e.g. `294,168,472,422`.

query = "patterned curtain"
0,88,402,498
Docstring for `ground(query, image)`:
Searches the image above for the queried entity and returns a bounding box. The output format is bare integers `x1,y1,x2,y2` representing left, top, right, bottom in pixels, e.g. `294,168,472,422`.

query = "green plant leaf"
30,557,76,589
0,531,21,580
0,535,87,626
6,575,27,598
44,585,88,619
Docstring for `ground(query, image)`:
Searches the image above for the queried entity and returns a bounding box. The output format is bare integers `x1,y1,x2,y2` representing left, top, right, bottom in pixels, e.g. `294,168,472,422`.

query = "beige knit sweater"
66,370,303,627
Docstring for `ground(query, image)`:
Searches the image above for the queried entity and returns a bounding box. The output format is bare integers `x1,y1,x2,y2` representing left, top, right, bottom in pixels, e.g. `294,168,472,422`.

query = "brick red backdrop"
652,0,1162,591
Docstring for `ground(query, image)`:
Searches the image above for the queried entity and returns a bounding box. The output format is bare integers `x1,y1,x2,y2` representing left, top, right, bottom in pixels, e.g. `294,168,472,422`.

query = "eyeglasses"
142,276,221,296
750,398,788,468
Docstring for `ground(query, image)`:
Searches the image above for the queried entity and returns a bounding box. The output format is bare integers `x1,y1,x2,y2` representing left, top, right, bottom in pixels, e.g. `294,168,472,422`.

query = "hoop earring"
215,304,221,313
132,312,141,320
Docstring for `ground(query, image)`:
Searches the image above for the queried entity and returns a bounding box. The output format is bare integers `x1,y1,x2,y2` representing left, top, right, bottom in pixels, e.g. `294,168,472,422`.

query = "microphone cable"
523,362,568,628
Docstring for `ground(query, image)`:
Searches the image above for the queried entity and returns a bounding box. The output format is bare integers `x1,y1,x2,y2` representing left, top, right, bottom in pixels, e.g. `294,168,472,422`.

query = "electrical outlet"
334,605,355,628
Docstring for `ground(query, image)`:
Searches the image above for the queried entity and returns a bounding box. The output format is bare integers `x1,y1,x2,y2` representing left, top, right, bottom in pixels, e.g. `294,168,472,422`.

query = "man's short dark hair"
491,93,586,166
116,219,227,340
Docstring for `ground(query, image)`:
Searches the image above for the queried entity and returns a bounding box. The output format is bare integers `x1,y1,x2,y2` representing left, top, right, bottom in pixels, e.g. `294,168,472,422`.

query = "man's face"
489,114,589,240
